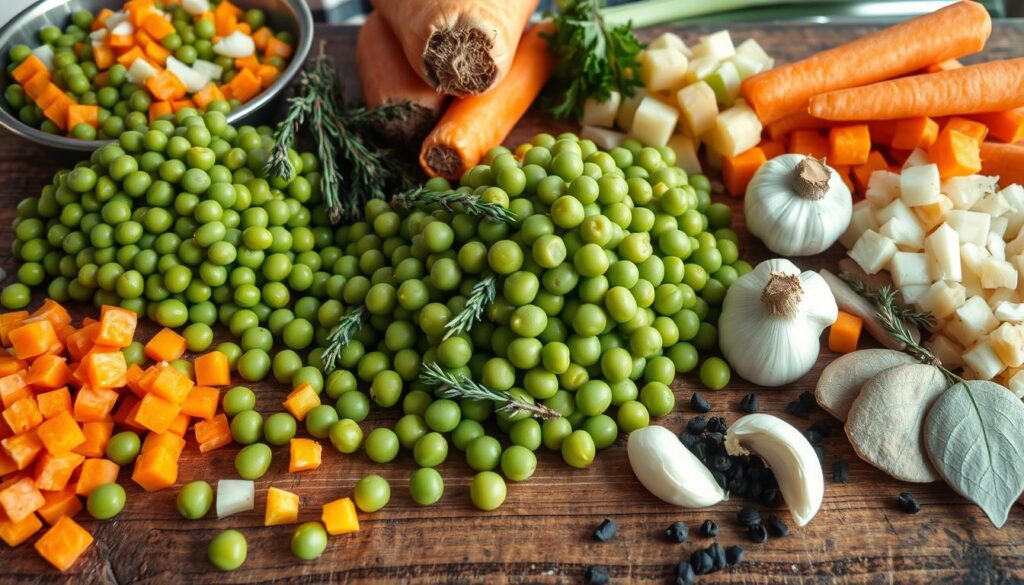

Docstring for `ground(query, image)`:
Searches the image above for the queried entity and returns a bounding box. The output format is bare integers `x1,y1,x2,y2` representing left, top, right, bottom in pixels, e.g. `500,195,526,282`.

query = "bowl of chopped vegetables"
0,0,312,151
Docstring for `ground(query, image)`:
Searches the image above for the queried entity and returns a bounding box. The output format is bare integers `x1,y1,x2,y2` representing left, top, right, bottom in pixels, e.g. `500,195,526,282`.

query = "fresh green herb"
321,306,367,373
544,0,645,120
390,187,518,224
838,273,936,330
420,362,561,420
444,275,498,340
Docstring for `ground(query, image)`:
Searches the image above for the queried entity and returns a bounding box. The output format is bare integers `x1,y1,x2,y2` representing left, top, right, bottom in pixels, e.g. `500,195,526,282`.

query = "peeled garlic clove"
725,414,823,527
627,425,727,508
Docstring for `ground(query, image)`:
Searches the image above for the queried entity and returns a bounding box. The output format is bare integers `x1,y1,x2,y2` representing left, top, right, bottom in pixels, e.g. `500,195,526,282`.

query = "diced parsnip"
963,340,1007,380
943,175,995,209
31,45,54,71
849,229,898,275
110,19,134,36
166,57,210,94
953,296,1000,344
981,258,1018,289
736,38,774,69
988,287,1018,309
972,188,1011,218
999,184,1024,236
192,59,224,81
684,56,719,85
581,92,622,128
667,134,701,176
839,201,880,249
703,102,762,158
630,97,679,148
580,126,626,151
616,89,649,132
640,49,689,92
926,333,964,369
899,164,941,207
127,58,160,84
1009,370,1024,398
924,223,961,282
946,210,992,246
1007,226,1024,257
726,54,764,79
90,29,108,48
675,81,718,137
704,61,741,106
865,171,901,208
960,242,988,279
902,148,930,168
900,284,930,305
990,323,1024,368
913,195,953,232
878,200,925,250
887,252,930,287
990,216,1009,239
692,30,735,62
648,32,692,57
994,301,1024,322
918,281,966,319
987,232,1006,261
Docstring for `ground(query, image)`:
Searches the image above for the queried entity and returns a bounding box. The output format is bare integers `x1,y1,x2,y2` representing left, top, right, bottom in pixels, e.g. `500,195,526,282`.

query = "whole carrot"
741,1,991,125
809,58,1024,121
420,22,555,179
979,141,1024,187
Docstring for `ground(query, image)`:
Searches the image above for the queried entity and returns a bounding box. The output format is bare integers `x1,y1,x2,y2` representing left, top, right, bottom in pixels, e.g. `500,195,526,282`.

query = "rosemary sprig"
444,275,497,340
321,306,367,373
839,273,936,330
419,362,561,420
390,187,518,224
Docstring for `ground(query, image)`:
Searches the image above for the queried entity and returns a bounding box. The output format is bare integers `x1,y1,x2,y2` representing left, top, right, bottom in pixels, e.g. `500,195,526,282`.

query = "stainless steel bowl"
0,0,312,151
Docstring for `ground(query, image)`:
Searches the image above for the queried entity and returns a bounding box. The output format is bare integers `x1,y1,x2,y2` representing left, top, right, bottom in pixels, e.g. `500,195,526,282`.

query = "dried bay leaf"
816,349,917,421
845,364,948,483
924,380,1024,528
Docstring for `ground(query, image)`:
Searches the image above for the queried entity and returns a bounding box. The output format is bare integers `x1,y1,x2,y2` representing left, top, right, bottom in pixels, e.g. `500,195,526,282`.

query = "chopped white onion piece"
216,480,254,519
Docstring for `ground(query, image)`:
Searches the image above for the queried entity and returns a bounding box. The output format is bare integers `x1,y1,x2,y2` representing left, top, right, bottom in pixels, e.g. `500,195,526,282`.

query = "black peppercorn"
692,442,708,462
748,523,769,543
707,543,727,571
689,550,714,575
584,565,611,585
813,444,825,465
664,521,688,543
760,487,781,507
675,561,695,585
798,391,815,407
737,506,762,527
686,416,708,434
785,400,812,418
690,392,711,413
897,492,921,514
766,515,790,537
593,518,617,542
808,420,833,437
706,416,728,434
832,460,850,483
705,432,725,446
804,430,823,445
725,545,746,566
740,393,759,413
679,431,702,449
711,454,732,472
699,519,719,537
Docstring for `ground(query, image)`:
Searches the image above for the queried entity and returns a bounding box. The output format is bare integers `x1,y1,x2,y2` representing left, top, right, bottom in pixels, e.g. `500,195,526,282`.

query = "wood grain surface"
1,21,1023,585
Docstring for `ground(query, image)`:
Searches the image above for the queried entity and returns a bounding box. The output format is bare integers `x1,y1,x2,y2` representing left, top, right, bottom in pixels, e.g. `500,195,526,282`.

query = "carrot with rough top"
741,1,991,125
810,58,1024,121
979,141,1024,187
420,23,556,179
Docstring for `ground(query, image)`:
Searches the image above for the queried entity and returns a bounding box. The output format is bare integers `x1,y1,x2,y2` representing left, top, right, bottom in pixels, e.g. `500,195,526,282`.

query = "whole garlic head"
745,154,852,256
718,258,838,387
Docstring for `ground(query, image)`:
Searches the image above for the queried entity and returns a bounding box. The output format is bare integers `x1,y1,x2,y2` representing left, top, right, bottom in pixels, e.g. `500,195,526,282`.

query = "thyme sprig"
444,275,497,340
420,363,561,420
321,306,367,373
390,187,518,224
839,273,936,330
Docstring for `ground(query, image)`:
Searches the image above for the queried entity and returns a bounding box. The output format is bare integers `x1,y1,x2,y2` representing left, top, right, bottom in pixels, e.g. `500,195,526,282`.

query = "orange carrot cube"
82,350,128,389
36,486,82,525
181,386,219,420
943,117,988,144
722,146,767,197
194,351,229,386
9,320,59,360
149,365,194,404
283,383,320,421
135,393,182,434
74,458,120,496
33,451,84,491
288,438,322,472
35,387,72,420
788,130,829,159
72,387,118,423
321,497,359,535
194,413,231,453
928,128,982,179
36,411,86,455
144,328,186,362
2,396,42,435
0,477,45,522
34,516,93,571
72,422,114,459
131,446,178,492
1,431,42,470
828,125,871,166
891,117,939,151
0,509,42,546
96,306,137,348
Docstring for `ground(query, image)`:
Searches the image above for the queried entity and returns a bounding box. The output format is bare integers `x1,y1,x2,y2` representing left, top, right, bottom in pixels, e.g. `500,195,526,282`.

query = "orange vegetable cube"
251,27,272,51
0,477,45,522
96,306,137,348
66,104,99,131
93,44,115,70
27,354,71,389
149,100,174,123
288,438,322,472
852,151,890,193
0,450,16,476
234,22,252,35
73,422,114,459
144,328,187,362
264,37,293,60
928,128,982,179
35,83,65,110
135,393,182,434
235,55,260,73
142,431,186,459
321,497,359,535
125,364,147,398
215,11,238,36
146,70,187,101
181,386,218,420
0,370,29,409
12,55,48,84
192,83,225,109
36,486,82,525
112,396,141,430
194,351,229,387
74,459,120,496
194,413,231,453
33,452,84,491
131,446,178,492
214,0,244,18
108,33,135,48
167,412,190,436
944,117,988,144
0,509,42,546
971,109,1024,143
228,68,261,102
2,397,42,434
0,357,27,378
759,140,785,160
65,323,100,361
257,64,279,89
788,130,829,159
116,46,146,68
722,146,767,197
72,387,118,423
891,117,939,151
828,125,871,166
34,516,93,571
149,365,194,404
170,98,195,112
22,73,51,102
36,411,86,455
828,311,863,354
0,311,29,345
9,320,59,360
25,300,71,333
265,486,299,526
2,431,42,470
143,12,176,39
82,350,127,389
144,41,171,65
283,383,320,421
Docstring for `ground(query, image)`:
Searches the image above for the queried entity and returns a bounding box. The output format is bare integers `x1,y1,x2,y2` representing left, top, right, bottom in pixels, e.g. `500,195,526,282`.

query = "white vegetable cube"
182,0,211,15
924,223,961,282
962,340,1007,380
675,81,718,137
640,49,689,92
987,232,1006,261
703,102,762,158
216,479,254,518
900,284,930,305
946,210,991,246
865,171,901,208
126,59,160,84
990,216,1009,240
995,301,1024,322
648,32,691,57
667,134,701,176
972,189,1011,217
1009,370,1024,398
926,334,964,369
580,126,626,150
166,56,210,94
989,288,1019,310
684,56,720,85
953,296,1000,343
192,59,224,82
693,30,735,61
960,242,988,280
213,30,255,59
31,45,54,71
990,323,1024,367
880,217,925,251
109,19,134,36
736,38,774,69
887,252,930,288
704,61,741,106
902,148,930,168
980,258,1018,289
1007,225,1024,257
849,230,898,275
839,201,880,249
943,175,995,209
630,97,679,148
918,281,966,319
581,92,622,128
913,195,953,232
999,183,1024,236
726,54,764,79
899,164,941,207
616,89,649,131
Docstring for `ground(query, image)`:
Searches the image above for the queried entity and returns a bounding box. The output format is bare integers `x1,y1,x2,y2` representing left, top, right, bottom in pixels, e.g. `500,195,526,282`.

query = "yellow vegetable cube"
264,487,299,526
283,383,321,421
322,497,360,535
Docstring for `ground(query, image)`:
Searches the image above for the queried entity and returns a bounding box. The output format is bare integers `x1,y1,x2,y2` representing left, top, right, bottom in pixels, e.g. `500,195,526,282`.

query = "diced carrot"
0,357,27,378
788,130,829,159
321,497,359,535
144,328,186,362
82,350,127,389
866,120,898,146
116,46,146,68
144,41,171,66
192,83,225,109
1,431,42,470
235,55,260,72
167,412,190,437
194,351,229,387
125,364,147,398
36,486,82,525
828,311,863,354
758,140,785,160
143,12,176,39
95,306,137,348
852,151,890,193
64,104,98,131
112,396,141,430
2,397,42,435
135,393,181,434
228,68,261,102
181,386,218,420
219,83,234,100
170,98,195,112
93,8,115,30
108,33,135,48
148,100,174,123
257,64,279,88
265,486,299,526
25,300,71,333
34,516,93,571
0,509,42,546
0,477,45,522
944,116,988,144
11,55,48,84
36,411,86,456
283,383,320,421
137,366,160,393
251,27,272,52
971,109,1024,143
928,128,982,179
289,438,322,472
81,318,97,327
93,45,115,70
828,125,871,166
215,11,238,37
722,146,767,197
194,413,231,453
0,311,29,346
891,117,939,151
215,0,244,17
22,73,51,102
65,323,100,361
142,431,185,459
72,387,118,423
131,446,177,492
33,452,84,491
128,2,155,27
27,354,71,390
149,365,194,404
264,37,293,60
0,450,16,476
234,22,252,35
74,459,119,496
72,422,113,459
0,371,30,409
9,320,59,360
36,388,72,420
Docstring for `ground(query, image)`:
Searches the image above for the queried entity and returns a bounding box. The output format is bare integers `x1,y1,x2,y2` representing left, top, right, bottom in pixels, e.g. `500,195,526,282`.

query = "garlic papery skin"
725,414,824,527
745,154,852,256
627,425,727,508
719,258,838,387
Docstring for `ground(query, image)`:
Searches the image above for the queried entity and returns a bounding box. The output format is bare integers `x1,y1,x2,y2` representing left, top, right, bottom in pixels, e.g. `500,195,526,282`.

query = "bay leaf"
924,380,1024,528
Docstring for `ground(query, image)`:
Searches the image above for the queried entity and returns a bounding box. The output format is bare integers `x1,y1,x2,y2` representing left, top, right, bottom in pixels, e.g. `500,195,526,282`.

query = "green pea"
86,483,126,520
264,412,297,446
105,431,141,466
561,430,596,468
208,529,247,571
329,419,363,453
291,522,328,561
336,391,370,422
305,404,339,439
353,474,390,512
408,467,444,506
234,443,272,480
364,427,399,463
177,480,214,520
465,435,502,471
699,357,731,390
223,386,255,416
469,471,507,511
412,432,448,468
231,410,264,445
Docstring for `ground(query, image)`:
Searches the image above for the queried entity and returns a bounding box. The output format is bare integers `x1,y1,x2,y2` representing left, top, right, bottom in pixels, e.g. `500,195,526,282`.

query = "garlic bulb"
719,259,838,387
627,425,727,508
745,154,852,256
